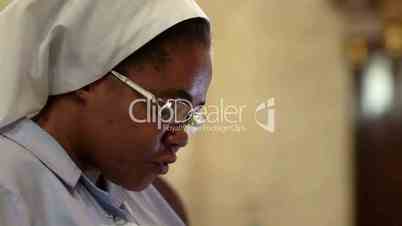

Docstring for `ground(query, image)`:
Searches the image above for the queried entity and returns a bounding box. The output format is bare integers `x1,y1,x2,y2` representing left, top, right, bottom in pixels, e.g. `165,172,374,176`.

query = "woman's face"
78,42,212,191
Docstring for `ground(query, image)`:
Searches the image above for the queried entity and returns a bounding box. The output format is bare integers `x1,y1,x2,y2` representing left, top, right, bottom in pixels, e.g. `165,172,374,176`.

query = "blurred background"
3,0,402,226
168,0,352,225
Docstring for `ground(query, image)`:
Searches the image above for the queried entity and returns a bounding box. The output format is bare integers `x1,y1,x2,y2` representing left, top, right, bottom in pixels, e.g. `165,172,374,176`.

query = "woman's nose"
162,129,189,151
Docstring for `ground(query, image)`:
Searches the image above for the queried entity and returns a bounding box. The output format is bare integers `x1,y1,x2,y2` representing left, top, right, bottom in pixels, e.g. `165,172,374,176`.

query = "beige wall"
166,1,354,226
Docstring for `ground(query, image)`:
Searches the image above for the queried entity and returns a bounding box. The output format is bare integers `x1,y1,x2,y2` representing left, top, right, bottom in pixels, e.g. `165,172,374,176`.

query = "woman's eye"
160,107,173,121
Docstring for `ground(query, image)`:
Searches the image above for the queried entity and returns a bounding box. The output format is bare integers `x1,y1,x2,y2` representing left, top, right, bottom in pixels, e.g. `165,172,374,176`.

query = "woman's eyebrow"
159,89,193,102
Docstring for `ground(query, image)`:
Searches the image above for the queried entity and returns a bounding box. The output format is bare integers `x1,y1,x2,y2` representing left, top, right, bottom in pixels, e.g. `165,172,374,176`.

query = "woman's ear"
73,75,113,104
74,75,107,97
73,88,89,105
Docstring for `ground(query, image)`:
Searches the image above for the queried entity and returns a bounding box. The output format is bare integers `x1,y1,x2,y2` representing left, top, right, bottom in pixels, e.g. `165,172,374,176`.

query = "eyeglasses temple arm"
111,70,156,101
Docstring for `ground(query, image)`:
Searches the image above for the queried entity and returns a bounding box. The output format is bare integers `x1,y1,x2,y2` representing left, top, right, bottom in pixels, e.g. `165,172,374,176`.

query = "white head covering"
0,0,209,128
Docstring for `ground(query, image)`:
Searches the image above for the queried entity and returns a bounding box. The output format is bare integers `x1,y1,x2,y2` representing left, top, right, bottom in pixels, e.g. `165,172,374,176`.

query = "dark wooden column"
333,1,402,225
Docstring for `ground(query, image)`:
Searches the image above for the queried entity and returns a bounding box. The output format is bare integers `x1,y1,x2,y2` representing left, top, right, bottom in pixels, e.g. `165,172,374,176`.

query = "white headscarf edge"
0,0,209,128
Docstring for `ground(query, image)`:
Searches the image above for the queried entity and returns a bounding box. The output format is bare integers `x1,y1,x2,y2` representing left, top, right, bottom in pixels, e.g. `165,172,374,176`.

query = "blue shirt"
0,118,185,226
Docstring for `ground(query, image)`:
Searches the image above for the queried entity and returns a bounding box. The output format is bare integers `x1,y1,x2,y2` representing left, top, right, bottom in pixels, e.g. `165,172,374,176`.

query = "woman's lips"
149,150,177,175
157,151,177,163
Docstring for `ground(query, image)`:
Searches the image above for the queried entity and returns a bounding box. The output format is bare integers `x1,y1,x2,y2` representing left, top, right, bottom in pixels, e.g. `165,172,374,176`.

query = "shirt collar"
1,118,82,190
81,170,126,208
80,174,126,209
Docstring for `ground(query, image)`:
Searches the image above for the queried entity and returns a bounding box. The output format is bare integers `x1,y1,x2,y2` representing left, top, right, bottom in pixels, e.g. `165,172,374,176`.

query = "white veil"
0,0,209,128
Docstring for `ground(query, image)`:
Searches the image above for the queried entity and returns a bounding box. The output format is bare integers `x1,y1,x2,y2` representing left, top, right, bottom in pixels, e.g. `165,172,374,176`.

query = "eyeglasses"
110,70,206,134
